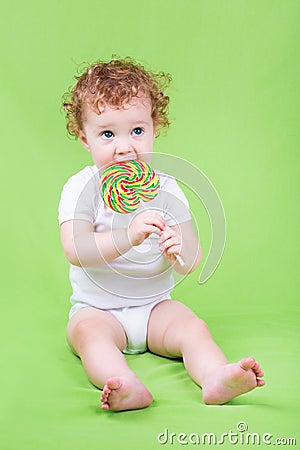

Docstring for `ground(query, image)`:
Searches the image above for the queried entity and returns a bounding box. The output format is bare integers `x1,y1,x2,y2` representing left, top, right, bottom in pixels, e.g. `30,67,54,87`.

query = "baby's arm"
60,212,166,267
60,219,130,266
159,221,202,274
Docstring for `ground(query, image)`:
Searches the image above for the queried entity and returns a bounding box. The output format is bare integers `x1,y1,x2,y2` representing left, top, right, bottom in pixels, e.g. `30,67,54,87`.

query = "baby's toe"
101,385,111,402
253,361,262,373
101,401,110,410
106,377,122,390
240,357,255,371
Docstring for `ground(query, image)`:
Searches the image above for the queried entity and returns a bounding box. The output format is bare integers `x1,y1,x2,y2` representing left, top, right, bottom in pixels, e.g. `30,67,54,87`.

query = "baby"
59,57,264,411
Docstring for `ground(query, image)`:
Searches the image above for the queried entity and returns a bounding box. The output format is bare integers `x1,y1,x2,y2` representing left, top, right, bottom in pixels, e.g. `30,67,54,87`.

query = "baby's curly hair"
62,57,172,138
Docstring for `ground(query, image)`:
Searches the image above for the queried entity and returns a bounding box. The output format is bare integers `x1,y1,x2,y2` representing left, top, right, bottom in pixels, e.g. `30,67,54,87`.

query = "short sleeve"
158,173,191,226
58,166,100,225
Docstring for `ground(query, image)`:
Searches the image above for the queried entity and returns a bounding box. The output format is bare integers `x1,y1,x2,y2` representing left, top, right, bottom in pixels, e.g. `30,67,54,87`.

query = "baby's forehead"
81,96,154,129
85,95,153,115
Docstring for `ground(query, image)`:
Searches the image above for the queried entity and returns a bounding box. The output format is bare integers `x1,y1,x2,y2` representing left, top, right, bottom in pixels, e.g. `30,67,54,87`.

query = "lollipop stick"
175,254,185,267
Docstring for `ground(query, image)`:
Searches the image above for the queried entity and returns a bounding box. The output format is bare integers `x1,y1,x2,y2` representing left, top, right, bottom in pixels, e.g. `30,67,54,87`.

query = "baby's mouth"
114,154,137,163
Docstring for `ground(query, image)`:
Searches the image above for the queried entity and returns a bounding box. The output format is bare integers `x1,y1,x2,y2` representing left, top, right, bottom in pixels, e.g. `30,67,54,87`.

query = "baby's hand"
128,211,166,247
158,225,182,265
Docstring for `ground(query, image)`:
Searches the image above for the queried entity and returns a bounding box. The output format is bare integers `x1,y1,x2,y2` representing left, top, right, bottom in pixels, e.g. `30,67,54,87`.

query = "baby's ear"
78,130,90,152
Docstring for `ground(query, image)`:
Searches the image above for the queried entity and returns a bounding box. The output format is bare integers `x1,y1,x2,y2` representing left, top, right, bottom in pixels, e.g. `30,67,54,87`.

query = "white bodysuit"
58,164,191,353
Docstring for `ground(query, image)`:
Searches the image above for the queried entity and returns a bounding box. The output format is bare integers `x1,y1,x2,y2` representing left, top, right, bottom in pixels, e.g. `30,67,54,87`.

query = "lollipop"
100,159,185,267
100,160,160,214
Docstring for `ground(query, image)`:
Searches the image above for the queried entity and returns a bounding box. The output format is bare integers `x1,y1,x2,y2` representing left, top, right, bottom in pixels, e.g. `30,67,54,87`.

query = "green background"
1,0,299,449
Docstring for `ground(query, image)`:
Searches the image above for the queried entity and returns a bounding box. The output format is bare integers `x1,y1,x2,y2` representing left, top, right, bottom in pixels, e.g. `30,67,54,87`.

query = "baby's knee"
66,317,93,351
171,316,211,351
71,318,95,337
190,316,209,331
181,316,211,341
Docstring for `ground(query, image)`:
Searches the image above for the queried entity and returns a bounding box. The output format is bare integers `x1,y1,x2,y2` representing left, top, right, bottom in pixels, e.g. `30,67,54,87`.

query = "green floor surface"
1,0,300,449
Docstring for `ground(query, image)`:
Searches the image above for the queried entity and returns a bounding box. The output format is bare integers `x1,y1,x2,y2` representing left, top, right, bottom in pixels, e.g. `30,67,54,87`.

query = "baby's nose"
115,140,134,154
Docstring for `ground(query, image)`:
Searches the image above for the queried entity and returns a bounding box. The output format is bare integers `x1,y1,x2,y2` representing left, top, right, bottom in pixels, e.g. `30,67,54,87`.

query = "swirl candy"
100,160,160,213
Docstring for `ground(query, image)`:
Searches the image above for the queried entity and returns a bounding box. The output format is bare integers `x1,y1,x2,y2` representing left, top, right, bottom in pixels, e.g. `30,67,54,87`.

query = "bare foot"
100,376,153,411
202,357,265,405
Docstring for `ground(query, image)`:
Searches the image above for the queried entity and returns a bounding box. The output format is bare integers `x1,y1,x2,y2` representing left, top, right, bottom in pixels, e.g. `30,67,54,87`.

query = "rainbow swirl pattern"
100,160,160,213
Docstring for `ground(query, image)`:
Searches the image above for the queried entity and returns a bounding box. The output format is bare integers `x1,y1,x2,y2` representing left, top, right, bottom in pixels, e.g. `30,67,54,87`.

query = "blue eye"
132,127,143,136
102,130,114,139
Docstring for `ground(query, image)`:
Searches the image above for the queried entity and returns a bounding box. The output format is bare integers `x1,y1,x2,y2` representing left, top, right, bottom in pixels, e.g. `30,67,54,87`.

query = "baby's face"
78,97,156,169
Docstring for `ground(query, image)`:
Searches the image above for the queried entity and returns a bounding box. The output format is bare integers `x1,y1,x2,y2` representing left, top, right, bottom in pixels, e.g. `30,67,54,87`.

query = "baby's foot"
100,376,153,411
202,357,265,405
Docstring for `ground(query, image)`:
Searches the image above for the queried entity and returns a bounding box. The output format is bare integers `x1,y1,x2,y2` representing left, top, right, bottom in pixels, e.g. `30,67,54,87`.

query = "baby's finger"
146,225,164,236
143,213,166,231
166,244,181,256
158,227,175,244
160,237,180,252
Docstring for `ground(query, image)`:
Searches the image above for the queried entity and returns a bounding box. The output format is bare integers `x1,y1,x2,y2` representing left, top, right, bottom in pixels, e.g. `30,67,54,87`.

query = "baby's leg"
66,307,153,411
147,300,265,404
